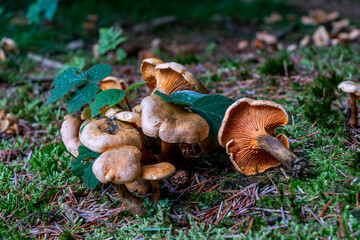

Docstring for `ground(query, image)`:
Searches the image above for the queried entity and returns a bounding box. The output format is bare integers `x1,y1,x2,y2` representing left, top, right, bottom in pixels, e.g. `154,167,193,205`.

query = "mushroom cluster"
60,58,212,216
0,110,20,135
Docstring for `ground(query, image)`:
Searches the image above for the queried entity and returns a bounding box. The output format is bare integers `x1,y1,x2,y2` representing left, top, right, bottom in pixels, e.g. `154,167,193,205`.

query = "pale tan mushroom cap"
100,76,128,91
79,118,142,153
140,94,209,144
61,114,83,157
141,162,176,180
154,62,207,94
92,146,141,184
338,81,360,96
113,111,141,128
141,58,164,91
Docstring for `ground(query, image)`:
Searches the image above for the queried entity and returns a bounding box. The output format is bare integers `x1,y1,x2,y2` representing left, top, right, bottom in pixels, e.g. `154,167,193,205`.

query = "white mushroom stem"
349,93,358,127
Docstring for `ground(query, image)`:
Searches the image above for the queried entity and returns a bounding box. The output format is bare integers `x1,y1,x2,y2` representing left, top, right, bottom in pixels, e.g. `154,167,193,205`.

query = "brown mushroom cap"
338,81,360,96
100,76,128,91
141,162,176,181
61,114,83,157
79,118,142,153
154,62,207,94
141,94,209,144
141,58,164,92
92,145,141,184
218,98,289,175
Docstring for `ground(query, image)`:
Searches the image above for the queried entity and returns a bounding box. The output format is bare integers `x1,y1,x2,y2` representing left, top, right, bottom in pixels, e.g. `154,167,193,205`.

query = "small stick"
230,216,250,230
244,218,254,236
338,215,345,238
318,200,332,218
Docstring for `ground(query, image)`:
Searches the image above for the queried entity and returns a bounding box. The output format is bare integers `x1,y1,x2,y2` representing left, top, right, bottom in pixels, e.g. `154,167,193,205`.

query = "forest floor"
0,1,360,239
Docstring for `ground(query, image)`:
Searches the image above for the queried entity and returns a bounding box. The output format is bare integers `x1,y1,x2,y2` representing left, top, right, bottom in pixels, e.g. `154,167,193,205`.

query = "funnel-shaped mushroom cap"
61,114,83,157
218,98,289,175
141,58,164,91
80,118,142,153
154,62,207,94
92,146,141,184
338,81,360,96
141,162,176,180
141,94,209,144
100,76,128,91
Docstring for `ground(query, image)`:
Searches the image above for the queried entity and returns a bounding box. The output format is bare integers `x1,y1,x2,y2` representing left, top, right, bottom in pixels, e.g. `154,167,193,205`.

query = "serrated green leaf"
90,89,126,117
125,81,148,93
77,145,101,161
84,161,100,190
154,90,190,107
67,83,100,113
87,64,112,83
71,160,90,178
46,68,87,104
190,95,234,137
172,90,207,104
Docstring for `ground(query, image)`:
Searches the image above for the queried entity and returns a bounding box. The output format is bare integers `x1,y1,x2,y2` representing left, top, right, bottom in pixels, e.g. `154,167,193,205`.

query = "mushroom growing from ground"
140,162,176,202
141,57,164,91
92,145,146,216
141,94,209,167
338,81,360,127
61,114,83,157
218,98,307,175
79,118,142,153
99,76,128,91
154,62,207,94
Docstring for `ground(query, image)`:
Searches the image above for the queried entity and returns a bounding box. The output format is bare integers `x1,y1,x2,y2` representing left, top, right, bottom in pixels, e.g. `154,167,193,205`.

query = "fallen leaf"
256,31,277,45
300,35,311,47
237,40,249,51
264,12,283,24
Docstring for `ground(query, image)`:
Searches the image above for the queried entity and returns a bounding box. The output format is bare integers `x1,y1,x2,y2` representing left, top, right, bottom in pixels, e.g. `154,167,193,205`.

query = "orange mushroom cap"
218,98,289,175
141,58,164,92
154,62,207,94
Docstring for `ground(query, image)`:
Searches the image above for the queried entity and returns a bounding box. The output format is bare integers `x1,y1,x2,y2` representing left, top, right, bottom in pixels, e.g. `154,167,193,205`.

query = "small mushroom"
92,146,146,216
79,118,142,153
0,49,6,61
154,62,207,94
140,162,176,202
99,76,128,91
338,81,360,127
141,58,164,92
61,114,83,157
112,111,141,128
218,98,307,175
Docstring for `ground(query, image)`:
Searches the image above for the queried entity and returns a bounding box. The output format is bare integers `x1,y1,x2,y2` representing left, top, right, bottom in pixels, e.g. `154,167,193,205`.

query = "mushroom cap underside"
218,98,289,175
141,58,164,91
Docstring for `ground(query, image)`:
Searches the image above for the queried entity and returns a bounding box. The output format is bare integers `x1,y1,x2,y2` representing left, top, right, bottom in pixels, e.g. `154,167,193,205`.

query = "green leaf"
90,89,126,117
67,83,100,113
71,160,90,178
46,68,87,104
154,90,190,107
77,145,101,161
154,90,234,137
125,81,148,93
190,95,234,137
83,161,100,190
87,64,112,83
172,90,207,104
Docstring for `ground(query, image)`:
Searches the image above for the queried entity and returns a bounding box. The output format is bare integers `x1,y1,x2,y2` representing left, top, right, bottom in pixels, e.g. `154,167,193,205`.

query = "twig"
230,216,250,230
318,200,332,218
244,218,254,236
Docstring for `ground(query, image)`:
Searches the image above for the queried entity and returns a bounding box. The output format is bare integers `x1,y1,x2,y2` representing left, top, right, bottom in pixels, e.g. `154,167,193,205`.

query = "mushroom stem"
257,134,308,175
124,95,132,112
115,184,147,216
150,180,160,202
349,93,358,127
157,141,185,169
